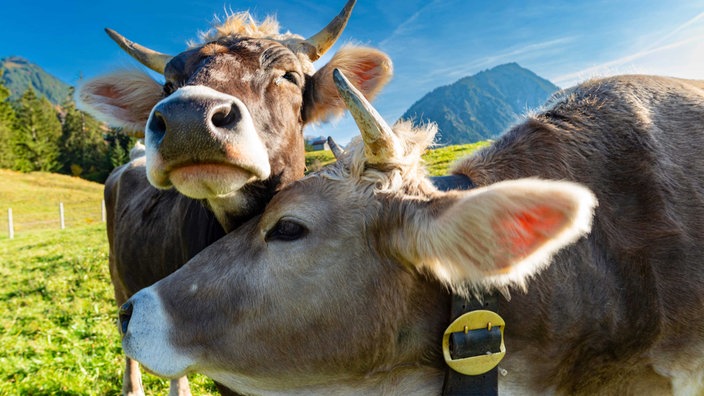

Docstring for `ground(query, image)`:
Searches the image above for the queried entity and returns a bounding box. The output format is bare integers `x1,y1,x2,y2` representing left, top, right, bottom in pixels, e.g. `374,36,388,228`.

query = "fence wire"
2,201,105,238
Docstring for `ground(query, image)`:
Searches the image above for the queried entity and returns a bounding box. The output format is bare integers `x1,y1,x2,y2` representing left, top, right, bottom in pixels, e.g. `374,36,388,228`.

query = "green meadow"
0,142,485,394
305,141,490,176
0,224,219,394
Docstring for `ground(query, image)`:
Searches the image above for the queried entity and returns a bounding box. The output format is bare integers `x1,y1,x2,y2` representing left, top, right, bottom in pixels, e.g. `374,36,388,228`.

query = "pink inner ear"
95,85,130,110
492,205,567,271
95,85,120,100
354,60,382,89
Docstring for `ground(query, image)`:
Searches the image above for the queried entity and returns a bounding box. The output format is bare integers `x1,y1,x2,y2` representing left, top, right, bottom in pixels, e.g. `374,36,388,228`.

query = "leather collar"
430,175,500,396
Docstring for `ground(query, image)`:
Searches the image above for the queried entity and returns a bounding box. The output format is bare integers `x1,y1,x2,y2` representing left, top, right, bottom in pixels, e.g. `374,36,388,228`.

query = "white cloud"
552,12,704,87
552,34,704,87
645,12,704,51
427,36,577,82
378,0,445,49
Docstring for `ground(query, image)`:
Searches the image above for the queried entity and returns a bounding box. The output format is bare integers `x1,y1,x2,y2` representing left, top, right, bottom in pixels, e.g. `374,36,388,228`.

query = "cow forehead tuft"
191,12,304,47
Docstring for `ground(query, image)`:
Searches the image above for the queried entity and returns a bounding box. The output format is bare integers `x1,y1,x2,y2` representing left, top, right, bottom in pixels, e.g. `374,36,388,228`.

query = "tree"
105,130,134,169
59,88,112,182
0,71,16,168
11,89,62,172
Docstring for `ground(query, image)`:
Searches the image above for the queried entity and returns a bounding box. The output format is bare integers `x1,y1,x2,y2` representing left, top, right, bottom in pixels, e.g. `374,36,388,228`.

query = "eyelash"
265,219,307,242
163,82,176,96
276,72,299,86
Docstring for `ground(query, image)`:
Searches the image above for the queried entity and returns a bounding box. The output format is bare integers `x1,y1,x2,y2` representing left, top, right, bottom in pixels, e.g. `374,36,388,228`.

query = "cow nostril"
211,103,241,129
148,111,167,136
119,302,133,335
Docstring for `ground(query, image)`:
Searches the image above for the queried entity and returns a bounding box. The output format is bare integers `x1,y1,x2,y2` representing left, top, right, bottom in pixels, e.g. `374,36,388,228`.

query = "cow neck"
430,174,500,396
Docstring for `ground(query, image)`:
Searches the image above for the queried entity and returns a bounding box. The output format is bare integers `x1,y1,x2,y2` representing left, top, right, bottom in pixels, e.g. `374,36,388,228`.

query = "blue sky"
2,0,704,144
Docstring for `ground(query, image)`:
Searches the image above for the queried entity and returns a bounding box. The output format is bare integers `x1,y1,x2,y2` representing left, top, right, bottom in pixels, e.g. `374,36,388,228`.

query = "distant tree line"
0,73,134,183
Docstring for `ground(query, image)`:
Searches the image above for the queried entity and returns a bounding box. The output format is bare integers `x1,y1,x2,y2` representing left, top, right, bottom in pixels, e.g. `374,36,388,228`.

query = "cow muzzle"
145,85,271,200
119,288,195,378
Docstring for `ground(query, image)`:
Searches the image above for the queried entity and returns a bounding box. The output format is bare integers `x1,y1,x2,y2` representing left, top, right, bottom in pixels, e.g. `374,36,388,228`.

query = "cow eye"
276,71,300,86
163,82,176,96
283,71,299,84
265,219,307,242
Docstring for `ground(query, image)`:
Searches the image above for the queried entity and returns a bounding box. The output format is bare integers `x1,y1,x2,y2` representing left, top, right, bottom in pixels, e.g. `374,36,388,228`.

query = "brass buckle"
442,310,506,375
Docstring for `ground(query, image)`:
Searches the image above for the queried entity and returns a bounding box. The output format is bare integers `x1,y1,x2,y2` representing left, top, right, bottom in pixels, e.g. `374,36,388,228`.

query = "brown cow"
116,70,704,395
77,1,393,394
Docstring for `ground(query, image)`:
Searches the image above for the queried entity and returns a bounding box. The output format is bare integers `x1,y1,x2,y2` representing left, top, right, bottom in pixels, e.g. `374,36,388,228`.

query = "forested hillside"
0,58,133,183
1,56,71,104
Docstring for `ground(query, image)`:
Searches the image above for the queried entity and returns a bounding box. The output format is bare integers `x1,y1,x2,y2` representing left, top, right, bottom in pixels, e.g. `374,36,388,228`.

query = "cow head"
117,70,597,394
77,0,392,230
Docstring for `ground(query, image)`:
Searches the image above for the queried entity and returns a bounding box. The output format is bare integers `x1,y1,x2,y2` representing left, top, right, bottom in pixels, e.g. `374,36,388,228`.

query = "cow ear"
303,45,393,123
396,179,597,291
76,70,163,138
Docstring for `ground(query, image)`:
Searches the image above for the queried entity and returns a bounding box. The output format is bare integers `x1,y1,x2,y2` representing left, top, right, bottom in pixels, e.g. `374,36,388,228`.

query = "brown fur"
77,7,393,396
126,75,704,395
453,75,704,394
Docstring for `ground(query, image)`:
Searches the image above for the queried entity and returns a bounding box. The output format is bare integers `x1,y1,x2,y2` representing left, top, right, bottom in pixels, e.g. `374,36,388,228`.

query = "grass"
0,140,488,395
305,140,490,176
0,169,106,237
0,170,218,394
0,224,218,395
423,141,491,176
305,150,336,172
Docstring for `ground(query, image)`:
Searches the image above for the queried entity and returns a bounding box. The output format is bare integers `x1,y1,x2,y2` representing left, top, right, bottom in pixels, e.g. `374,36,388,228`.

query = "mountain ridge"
401,63,559,144
1,56,72,105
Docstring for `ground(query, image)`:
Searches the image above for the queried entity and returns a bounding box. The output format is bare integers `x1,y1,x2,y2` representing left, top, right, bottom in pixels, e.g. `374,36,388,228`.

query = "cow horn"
327,136,345,159
304,0,356,61
332,69,400,164
105,28,173,74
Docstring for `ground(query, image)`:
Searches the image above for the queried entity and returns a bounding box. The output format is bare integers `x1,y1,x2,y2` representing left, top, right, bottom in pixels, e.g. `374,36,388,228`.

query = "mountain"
400,63,559,145
1,56,72,105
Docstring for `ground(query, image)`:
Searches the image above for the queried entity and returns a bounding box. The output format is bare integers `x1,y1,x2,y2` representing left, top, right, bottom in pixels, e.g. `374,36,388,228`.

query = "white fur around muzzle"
121,288,195,378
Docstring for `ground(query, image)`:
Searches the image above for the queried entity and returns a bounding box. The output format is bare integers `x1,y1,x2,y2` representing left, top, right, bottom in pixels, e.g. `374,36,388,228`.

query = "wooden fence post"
59,202,65,230
8,208,13,239
101,200,106,222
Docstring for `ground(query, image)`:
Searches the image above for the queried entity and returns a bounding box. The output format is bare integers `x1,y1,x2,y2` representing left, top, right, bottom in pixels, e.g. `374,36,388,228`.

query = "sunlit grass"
0,169,105,236
305,150,336,173
305,140,490,176
423,141,490,176
0,224,218,395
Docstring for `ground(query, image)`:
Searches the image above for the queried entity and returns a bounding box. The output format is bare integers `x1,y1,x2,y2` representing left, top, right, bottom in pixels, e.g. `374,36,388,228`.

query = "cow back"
453,75,704,393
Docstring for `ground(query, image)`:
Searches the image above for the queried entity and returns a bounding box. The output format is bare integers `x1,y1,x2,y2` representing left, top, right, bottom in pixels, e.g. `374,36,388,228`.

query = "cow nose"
148,111,167,139
145,86,256,164
211,102,242,129
147,99,242,141
119,302,133,335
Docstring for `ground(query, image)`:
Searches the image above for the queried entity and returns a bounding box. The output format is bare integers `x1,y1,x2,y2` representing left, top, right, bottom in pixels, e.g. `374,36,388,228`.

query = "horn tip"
344,0,357,12
305,0,357,60
332,68,358,98
332,68,347,86
327,136,345,160
104,28,125,44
